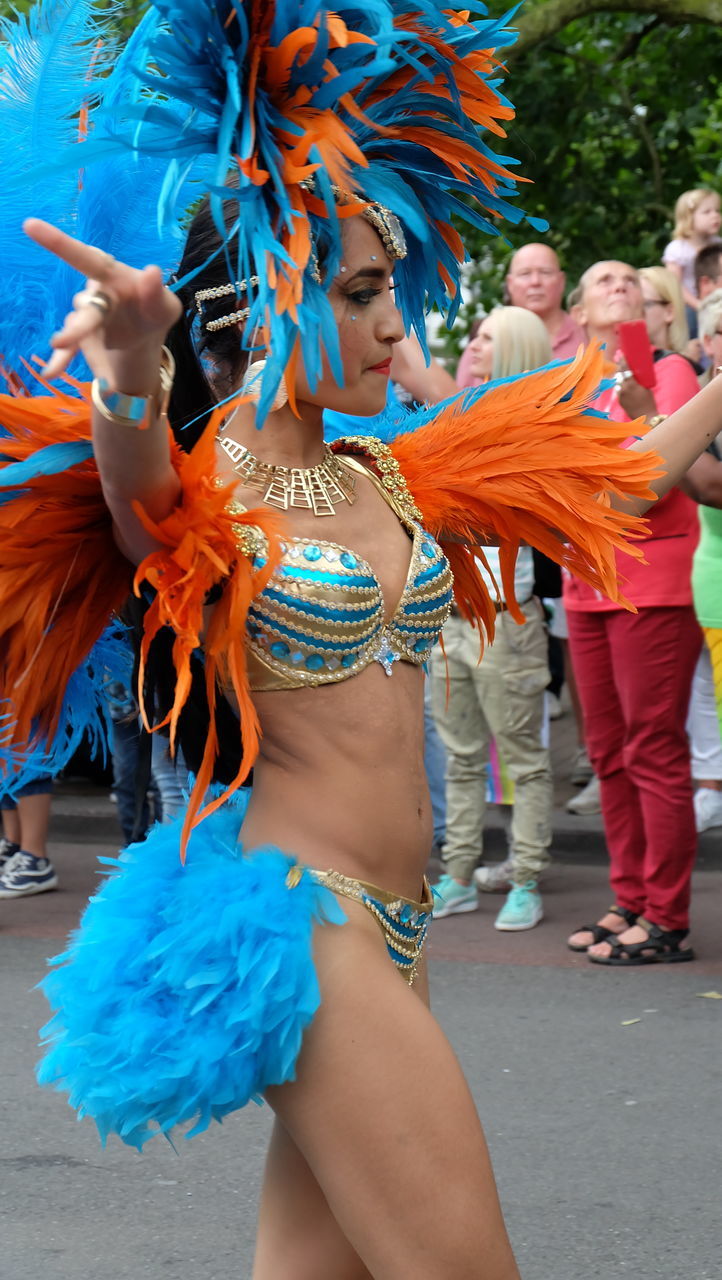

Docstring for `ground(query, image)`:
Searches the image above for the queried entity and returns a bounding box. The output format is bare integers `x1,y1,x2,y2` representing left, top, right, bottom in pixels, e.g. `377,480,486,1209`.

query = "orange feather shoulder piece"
0,383,133,756
336,345,661,641
0,386,283,849
130,413,285,855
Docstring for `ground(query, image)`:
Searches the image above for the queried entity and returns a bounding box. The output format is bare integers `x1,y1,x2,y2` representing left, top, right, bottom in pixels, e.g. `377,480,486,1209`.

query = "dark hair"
138,195,256,792
165,186,337,450
694,242,722,293
143,188,339,788
165,194,253,451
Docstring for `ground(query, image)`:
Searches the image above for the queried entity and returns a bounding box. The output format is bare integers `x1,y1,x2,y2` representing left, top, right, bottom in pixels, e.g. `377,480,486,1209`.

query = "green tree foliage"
3,0,722,353
445,1,722,353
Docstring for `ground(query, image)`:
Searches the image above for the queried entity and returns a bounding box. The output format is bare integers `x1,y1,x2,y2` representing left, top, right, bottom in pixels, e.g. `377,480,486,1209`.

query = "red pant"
567,606,701,930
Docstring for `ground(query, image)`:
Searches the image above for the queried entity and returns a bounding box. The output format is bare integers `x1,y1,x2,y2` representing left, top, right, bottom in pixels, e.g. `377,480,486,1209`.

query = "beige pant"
430,600,552,885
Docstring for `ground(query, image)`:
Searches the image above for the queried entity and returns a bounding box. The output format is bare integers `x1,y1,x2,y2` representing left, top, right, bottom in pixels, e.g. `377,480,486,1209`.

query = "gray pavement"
2,707,721,1279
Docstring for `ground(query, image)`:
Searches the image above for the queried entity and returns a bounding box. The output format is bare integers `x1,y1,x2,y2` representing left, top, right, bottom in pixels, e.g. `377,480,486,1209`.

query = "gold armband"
647,414,668,428
91,346,175,429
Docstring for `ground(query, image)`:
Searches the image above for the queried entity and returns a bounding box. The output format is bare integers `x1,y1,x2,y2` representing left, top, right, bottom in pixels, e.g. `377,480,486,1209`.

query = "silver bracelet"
91,347,175,428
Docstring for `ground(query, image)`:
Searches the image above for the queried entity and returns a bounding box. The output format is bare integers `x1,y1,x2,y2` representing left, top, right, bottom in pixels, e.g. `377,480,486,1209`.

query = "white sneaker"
570,747,594,786
694,788,722,832
566,775,602,815
473,859,514,893
546,692,563,720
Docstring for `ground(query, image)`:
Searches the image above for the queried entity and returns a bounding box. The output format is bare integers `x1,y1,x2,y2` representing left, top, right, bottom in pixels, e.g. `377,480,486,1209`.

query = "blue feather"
38,792,346,1149
0,625,132,798
0,441,93,502
0,0,208,392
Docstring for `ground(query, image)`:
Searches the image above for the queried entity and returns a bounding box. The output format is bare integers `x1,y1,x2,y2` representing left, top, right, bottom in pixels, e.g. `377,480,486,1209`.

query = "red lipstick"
368,358,392,376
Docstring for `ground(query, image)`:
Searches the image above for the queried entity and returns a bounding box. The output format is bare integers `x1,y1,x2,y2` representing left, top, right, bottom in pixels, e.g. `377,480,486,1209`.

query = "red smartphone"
617,320,656,389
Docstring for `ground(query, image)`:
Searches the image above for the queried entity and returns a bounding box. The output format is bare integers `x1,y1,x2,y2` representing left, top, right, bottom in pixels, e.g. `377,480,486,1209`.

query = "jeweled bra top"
229,439,454,692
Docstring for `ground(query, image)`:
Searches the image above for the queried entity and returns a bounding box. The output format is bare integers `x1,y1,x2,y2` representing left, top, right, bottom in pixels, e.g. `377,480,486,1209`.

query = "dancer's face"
295,217,405,416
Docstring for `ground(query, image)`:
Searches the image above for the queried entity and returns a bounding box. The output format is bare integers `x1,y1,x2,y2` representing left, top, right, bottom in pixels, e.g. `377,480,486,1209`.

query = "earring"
241,358,288,411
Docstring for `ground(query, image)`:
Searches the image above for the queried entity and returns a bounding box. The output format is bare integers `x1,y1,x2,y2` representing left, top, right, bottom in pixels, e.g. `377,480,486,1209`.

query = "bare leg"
1,808,21,846
17,791,52,858
255,903,519,1280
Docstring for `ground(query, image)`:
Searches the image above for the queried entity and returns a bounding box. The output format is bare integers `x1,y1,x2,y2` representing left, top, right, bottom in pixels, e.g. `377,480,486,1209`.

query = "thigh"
608,607,701,742
479,604,549,750
431,642,488,759
567,609,625,769
254,1120,374,1280
261,903,518,1280
255,950,433,1280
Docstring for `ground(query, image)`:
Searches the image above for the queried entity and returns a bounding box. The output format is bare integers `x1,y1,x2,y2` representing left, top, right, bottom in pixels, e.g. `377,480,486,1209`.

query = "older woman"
566,261,702,965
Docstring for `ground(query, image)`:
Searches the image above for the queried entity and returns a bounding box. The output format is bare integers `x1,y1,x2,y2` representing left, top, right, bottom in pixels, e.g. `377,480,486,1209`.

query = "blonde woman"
466,305,551,383
431,307,555,931
639,266,691,355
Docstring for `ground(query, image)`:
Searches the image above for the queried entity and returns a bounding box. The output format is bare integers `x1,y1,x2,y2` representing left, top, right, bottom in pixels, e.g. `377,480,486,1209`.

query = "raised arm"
616,370,722,514
24,218,182,563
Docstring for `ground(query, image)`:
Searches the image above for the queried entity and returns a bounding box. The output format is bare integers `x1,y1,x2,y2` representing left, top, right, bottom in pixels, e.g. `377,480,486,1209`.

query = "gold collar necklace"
218,435,357,517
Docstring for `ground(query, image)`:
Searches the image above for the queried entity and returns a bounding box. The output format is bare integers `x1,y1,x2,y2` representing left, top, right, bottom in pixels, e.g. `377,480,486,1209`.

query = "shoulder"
663,238,693,264
331,435,423,526
653,351,701,411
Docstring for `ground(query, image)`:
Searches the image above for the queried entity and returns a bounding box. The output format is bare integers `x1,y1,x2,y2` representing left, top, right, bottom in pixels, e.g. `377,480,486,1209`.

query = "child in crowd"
663,189,722,335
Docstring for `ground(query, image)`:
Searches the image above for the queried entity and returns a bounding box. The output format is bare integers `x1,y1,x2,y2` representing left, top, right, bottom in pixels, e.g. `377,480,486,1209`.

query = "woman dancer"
2,3,721,1276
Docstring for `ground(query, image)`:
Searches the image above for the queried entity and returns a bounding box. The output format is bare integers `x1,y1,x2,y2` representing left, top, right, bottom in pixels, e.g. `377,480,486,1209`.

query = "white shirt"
476,546,534,605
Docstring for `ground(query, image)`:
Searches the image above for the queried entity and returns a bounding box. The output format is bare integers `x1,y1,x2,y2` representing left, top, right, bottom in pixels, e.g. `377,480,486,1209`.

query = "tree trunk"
509,0,722,60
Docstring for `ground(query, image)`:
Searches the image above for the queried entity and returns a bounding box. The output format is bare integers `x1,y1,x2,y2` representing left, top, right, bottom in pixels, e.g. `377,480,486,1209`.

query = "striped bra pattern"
243,523,453,691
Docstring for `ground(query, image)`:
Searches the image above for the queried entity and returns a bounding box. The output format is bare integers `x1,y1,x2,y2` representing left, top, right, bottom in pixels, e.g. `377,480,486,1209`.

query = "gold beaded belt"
304,868,433,986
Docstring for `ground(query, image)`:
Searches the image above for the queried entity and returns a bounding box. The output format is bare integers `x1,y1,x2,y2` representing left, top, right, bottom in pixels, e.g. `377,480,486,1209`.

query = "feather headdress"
43,0,543,420
0,0,206,392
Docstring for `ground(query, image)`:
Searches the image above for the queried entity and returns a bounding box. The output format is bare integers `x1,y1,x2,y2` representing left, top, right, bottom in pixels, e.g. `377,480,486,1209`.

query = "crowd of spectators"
1,190,720,966
432,191,722,961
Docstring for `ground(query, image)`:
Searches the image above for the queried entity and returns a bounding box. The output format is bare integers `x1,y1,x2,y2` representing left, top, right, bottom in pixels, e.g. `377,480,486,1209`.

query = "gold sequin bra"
230,441,454,691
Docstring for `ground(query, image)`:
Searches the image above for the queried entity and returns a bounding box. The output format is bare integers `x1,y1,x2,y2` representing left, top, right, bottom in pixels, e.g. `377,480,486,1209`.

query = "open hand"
24,218,182,387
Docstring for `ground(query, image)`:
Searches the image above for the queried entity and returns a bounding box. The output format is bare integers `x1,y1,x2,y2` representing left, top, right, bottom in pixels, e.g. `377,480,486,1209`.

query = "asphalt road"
2,941,720,1280
2,707,721,1279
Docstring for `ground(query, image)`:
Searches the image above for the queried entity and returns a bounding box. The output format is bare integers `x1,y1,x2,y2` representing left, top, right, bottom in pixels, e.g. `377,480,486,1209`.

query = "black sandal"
567,904,638,953
587,917,695,966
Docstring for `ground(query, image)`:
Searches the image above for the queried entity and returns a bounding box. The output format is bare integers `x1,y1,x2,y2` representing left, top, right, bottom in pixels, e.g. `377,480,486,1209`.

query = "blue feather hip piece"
36,793,346,1150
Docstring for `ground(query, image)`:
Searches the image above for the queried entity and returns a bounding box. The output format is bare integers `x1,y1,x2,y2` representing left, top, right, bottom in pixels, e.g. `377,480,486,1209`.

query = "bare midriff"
238,658,432,900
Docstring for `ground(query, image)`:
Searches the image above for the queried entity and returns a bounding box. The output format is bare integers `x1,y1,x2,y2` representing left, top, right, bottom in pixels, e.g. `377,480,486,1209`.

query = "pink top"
564,352,701,612
551,312,586,359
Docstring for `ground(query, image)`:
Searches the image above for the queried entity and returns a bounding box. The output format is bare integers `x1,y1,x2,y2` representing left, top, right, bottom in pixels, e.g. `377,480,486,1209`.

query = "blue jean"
424,678,447,846
112,717,150,844
151,735,187,822
1,776,54,807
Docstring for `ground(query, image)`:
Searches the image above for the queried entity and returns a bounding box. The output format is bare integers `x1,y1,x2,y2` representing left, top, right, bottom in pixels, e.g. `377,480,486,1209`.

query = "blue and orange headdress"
0,0,548,794
0,0,542,419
